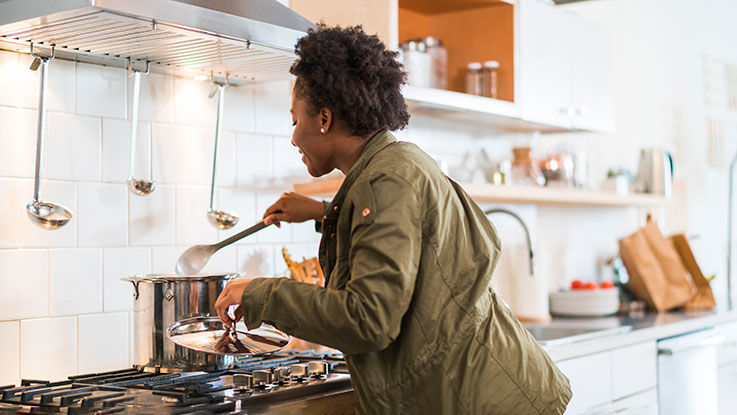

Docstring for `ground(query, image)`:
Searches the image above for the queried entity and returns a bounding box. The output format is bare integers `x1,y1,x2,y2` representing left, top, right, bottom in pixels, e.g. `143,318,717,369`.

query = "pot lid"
121,272,244,282
167,316,291,356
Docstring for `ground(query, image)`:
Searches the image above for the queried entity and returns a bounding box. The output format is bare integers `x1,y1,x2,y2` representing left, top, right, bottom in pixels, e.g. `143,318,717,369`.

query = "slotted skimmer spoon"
175,220,269,275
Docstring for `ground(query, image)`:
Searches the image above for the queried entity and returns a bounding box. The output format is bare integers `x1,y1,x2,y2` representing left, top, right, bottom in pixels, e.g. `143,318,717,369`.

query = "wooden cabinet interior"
398,0,515,102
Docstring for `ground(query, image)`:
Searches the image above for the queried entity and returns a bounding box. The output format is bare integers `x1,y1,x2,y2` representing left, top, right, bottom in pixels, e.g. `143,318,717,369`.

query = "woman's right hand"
263,192,324,227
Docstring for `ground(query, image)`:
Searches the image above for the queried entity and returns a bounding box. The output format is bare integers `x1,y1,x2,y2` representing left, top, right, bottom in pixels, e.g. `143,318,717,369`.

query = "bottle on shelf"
482,60,500,99
510,146,545,187
465,62,483,96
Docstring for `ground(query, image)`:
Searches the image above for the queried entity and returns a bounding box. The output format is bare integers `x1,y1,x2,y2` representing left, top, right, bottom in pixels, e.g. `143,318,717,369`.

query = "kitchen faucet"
484,208,534,277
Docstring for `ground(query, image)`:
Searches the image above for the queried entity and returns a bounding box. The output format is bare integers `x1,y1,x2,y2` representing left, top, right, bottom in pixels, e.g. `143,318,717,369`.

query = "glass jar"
510,147,545,186
399,40,431,88
482,60,499,99
423,37,447,90
465,62,483,96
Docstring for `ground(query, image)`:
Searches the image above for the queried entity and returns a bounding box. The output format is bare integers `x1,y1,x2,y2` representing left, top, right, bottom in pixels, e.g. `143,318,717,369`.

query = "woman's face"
290,89,334,177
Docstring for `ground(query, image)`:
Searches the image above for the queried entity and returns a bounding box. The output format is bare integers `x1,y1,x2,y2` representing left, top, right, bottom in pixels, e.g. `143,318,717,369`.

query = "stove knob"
274,366,291,383
233,374,253,390
253,370,273,386
290,364,308,380
308,361,329,377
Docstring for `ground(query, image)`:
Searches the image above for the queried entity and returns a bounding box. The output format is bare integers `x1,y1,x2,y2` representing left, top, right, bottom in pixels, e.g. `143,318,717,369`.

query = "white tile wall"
129,184,176,246
0,106,37,178
235,133,274,188
101,117,151,183
126,71,173,124
172,77,217,128
76,63,127,118
78,312,129,373
103,247,150,312
20,317,77,381
175,186,218,245
78,182,127,246
46,112,101,181
151,123,196,185
0,179,20,248
49,248,102,316
0,321,20,385
0,249,48,320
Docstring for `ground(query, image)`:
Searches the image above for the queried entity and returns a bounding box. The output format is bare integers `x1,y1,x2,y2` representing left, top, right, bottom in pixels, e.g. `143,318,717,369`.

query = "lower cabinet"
556,341,657,415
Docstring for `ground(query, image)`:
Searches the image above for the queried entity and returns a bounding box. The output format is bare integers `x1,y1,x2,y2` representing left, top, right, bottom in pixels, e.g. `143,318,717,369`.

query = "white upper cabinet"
518,0,614,133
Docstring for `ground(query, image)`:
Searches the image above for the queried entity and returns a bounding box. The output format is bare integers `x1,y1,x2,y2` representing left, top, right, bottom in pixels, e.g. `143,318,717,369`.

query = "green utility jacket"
242,131,571,414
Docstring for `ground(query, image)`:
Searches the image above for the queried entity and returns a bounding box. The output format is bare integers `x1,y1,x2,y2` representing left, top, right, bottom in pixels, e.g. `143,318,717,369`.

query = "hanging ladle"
126,58,156,196
207,75,239,230
25,43,73,230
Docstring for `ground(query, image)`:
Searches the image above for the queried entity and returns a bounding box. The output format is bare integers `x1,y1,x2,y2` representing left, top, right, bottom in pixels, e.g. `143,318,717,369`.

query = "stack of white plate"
549,288,620,317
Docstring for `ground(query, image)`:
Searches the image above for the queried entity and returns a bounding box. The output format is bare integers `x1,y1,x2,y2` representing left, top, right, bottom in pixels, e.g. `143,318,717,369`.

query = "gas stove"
0,350,352,414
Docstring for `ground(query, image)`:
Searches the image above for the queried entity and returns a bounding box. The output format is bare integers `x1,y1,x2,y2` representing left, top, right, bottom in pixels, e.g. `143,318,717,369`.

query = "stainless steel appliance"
0,350,352,413
657,329,724,415
0,0,315,84
123,273,245,372
636,147,673,198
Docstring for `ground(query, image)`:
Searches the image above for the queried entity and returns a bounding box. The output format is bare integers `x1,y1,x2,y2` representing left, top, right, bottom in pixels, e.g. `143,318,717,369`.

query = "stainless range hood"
0,0,316,84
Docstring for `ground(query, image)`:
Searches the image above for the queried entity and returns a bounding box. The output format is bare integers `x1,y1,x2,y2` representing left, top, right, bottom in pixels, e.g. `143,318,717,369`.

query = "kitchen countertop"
539,309,737,361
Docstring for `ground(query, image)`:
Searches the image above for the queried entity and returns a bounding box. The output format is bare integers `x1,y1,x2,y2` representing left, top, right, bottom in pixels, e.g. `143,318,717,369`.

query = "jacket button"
333,205,339,211
362,208,371,217
329,233,335,238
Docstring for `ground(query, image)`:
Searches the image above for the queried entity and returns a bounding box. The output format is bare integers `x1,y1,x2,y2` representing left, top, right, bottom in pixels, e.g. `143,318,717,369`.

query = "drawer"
611,341,657,400
717,321,737,366
558,351,612,414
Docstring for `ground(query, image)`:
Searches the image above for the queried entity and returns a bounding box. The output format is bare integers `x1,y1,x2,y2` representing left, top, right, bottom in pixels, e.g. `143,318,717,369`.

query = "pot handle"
165,282,175,301
131,281,140,300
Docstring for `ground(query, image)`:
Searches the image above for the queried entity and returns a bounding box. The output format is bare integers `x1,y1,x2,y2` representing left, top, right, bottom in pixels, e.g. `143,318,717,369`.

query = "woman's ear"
320,107,333,134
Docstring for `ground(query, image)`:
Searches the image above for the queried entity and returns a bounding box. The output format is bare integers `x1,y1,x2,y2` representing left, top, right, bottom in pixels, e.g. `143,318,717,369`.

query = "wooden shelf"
294,177,669,208
403,86,575,133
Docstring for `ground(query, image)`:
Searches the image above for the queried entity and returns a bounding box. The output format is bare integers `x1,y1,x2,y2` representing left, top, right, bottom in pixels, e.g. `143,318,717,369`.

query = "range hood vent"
0,0,316,84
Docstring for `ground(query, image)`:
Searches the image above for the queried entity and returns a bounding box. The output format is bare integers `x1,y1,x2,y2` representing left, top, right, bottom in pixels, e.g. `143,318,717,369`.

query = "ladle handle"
32,47,51,204
214,221,268,250
128,70,141,179
209,82,227,210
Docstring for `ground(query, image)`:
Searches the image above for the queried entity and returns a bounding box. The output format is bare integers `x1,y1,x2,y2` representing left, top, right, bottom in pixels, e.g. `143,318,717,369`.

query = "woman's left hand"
215,279,251,328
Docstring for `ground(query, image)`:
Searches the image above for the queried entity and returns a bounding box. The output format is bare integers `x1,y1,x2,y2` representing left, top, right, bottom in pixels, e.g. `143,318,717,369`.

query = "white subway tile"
175,186,218,246
256,192,293,244
46,112,101,181
76,62,126,118
20,316,77,381
129,184,176,246
172,78,217,128
102,118,151,183
17,53,77,114
103,247,150,312
291,221,322,244
0,321,20,386
15,52,38,110
151,246,184,274
223,85,255,132
216,188,257,243
0,51,20,107
77,182,127,247
194,130,236,187
0,249,48,320
237,245,275,277
18,179,77,248
0,106,37,178
0,179,20,248
273,136,308,184
49,248,102,316
127,70,172,124
151,123,195,185
249,80,292,136
235,133,274,187
78,312,129,373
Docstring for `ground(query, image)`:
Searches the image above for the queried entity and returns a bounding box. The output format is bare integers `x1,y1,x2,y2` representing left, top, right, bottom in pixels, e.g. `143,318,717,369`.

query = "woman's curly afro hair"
290,24,410,138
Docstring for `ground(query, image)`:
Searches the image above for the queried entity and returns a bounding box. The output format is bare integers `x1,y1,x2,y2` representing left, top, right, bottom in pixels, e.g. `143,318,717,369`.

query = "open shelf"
403,86,574,133
293,177,669,208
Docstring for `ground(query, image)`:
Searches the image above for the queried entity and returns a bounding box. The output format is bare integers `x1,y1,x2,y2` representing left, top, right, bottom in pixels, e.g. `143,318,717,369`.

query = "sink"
524,323,632,347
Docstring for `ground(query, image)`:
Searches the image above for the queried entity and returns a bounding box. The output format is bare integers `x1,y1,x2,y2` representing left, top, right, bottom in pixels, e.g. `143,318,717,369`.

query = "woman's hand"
263,192,324,227
215,278,251,328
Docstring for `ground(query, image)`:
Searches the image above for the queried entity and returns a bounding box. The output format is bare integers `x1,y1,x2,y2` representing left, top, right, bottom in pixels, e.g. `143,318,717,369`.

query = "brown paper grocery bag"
670,234,716,310
618,219,697,312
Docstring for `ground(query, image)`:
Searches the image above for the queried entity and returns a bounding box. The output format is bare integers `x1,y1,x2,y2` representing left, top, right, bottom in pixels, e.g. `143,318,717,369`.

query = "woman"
215,25,571,414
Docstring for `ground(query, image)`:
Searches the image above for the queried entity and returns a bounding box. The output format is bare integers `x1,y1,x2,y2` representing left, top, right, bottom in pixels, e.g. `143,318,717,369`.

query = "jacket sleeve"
241,173,422,354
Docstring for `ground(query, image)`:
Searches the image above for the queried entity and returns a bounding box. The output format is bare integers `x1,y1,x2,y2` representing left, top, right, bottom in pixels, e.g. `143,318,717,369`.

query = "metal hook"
29,42,55,60
209,71,230,87
126,57,150,74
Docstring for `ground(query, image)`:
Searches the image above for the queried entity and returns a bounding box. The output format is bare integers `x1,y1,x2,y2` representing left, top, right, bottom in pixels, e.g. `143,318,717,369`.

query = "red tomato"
599,281,615,289
571,280,585,289
583,282,597,290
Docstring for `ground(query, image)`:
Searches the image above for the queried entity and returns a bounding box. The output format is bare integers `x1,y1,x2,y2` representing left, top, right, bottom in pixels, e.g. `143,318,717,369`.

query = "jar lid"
467,62,482,70
422,36,443,47
483,60,500,69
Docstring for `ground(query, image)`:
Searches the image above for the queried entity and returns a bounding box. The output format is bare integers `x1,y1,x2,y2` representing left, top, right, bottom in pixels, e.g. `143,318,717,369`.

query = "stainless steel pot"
122,273,242,372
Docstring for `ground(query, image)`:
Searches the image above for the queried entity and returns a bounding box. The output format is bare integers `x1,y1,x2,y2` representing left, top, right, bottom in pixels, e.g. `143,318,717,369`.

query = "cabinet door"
610,341,657,400
518,0,572,129
568,13,614,133
717,321,737,366
557,351,612,414
611,388,658,415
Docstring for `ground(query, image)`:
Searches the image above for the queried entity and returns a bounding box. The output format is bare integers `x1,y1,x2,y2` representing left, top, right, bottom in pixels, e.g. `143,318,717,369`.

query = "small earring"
320,128,326,134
